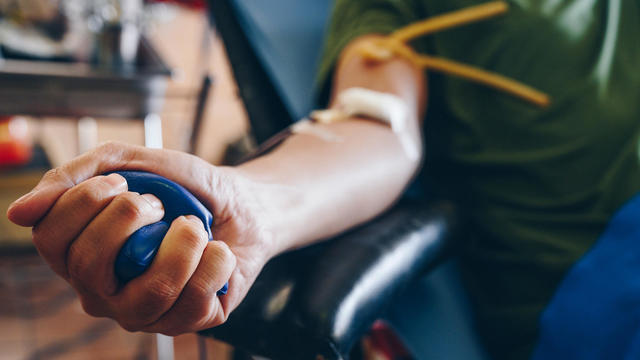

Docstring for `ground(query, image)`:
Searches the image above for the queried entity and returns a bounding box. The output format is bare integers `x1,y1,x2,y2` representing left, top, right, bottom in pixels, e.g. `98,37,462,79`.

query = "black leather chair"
200,1,460,358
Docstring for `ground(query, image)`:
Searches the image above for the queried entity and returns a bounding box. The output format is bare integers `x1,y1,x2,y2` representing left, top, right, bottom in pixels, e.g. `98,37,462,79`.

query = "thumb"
7,142,130,227
8,168,86,227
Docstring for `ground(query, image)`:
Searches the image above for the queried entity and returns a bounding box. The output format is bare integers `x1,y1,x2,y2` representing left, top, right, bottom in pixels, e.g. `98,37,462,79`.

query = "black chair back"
208,0,294,144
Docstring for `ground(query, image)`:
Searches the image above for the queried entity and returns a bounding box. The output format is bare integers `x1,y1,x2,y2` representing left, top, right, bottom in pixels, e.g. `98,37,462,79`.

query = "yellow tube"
390,1,509,42
417,55,550,107
355,1,550,107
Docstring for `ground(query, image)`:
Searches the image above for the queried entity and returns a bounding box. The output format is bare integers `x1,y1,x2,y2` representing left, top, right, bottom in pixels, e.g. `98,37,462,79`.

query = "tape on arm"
301,87,419,160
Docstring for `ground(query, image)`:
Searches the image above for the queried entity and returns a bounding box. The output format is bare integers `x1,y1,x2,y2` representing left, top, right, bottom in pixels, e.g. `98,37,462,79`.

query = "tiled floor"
0,253,231,360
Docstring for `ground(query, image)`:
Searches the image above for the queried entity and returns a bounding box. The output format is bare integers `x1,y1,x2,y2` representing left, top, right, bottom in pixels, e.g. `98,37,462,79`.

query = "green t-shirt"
318,1,640,359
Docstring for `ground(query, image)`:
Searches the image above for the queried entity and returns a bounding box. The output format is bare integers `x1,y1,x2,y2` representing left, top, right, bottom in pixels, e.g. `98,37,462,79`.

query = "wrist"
218,164,304,258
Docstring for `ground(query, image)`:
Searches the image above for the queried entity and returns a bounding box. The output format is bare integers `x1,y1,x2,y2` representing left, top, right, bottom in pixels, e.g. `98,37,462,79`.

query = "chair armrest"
200,199,457,359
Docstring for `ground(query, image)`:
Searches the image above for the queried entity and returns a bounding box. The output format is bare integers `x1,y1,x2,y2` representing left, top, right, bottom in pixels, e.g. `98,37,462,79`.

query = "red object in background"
148,0,207,9
363,321,414,360
0,116,32,167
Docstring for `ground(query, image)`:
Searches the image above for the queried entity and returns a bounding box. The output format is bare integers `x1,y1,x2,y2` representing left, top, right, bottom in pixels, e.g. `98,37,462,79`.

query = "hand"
7,141,276,335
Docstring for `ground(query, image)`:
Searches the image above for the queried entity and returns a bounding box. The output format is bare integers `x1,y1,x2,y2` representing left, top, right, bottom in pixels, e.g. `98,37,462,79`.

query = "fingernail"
141,194,163,210
104,173,127,191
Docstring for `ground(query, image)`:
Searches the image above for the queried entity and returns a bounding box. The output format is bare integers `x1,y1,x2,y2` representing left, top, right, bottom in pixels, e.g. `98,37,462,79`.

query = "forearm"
5,36,426,332
234,36,427,254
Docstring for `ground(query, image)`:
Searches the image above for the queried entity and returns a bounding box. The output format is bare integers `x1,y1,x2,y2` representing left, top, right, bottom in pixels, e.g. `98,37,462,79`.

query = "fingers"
7,142,140,226
7,141,222,227
71,214,237,334
31,174,128,278
144,240,236,335
113,216,211,331
3,140,247,335
66,192,164,297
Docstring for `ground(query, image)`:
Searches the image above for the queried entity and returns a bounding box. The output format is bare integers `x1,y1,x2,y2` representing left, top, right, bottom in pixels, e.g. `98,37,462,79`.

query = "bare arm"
238,35,427,254
6,35,427,334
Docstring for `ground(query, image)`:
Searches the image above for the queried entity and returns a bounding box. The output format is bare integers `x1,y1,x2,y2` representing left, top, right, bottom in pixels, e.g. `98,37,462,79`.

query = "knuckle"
95,140,122,155
43,167,71,185
93,141,130,168
218,242,235,264
175,219,208,251
66,245,90,281
113,193,148,220
116,309,153,332
146,275,180,302
72,184,104,209
118,320,142,333
134,275,180,322
181,283,214,321
208,242,236,270
42,168,58,180
186,278,213,302
79,297,107,318
95,141,139,165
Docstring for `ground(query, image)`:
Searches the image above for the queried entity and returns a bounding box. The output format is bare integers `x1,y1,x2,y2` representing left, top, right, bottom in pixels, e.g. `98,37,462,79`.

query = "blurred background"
0,0,250,358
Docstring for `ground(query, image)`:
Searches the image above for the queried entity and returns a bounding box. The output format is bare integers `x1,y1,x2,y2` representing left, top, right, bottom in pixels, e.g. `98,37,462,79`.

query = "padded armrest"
200,200,457,359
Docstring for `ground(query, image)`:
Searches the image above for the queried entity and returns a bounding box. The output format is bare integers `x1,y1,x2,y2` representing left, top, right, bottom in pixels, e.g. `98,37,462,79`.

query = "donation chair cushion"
201,200,456,359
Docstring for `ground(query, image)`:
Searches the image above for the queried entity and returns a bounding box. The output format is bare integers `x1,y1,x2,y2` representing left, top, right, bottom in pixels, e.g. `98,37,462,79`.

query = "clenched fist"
7,141,277,335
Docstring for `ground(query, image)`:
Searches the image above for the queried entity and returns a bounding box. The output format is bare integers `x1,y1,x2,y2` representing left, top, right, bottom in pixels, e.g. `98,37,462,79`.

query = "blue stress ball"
111,171,228,296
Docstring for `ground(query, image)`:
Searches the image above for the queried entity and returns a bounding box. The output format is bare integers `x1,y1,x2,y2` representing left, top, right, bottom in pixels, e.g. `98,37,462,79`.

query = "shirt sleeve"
315,0,426,105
